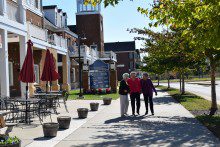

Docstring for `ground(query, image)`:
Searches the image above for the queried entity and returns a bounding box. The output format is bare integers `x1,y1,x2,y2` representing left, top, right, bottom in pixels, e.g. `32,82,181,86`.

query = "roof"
104,41,136,52
68,25,77,34
43,5,57,9
58,9,62,13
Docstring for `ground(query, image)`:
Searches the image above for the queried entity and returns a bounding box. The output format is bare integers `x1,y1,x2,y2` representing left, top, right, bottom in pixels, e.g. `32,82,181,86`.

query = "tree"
139,0,220,115
132,28,205,94
87,0,220,115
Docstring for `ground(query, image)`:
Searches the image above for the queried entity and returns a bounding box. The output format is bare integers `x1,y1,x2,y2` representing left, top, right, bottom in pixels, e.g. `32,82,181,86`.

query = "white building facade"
0,0,70,97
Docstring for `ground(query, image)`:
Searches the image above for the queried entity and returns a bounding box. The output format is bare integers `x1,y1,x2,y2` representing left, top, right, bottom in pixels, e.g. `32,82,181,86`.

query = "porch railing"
100,51,117,62
53,34,67,49
28,23,47,41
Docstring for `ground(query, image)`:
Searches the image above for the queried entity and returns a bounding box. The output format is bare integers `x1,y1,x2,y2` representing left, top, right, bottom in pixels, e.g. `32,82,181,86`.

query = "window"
55,12,57,25
91,45,98,51
26,0,31,5
129,52,133,59
35,0,38,9
8,62,13,86
72,68,76,82
34,65,39,84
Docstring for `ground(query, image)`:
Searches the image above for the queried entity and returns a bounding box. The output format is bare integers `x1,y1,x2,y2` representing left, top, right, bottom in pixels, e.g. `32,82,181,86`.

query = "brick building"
105,41,141,81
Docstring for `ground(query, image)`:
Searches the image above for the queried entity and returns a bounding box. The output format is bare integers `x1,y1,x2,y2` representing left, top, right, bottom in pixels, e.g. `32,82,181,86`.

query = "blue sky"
43,0,155,49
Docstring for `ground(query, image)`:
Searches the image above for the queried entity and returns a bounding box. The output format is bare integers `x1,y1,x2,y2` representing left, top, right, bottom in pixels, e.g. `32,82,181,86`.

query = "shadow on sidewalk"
105,115,145,124
70,115,219,147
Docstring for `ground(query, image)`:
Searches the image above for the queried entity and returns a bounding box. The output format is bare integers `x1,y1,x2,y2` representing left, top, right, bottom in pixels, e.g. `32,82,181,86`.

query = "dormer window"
35,0,39,9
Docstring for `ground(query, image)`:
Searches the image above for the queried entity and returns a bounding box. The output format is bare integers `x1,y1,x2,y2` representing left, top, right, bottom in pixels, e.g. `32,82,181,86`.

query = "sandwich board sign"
89,60,110,89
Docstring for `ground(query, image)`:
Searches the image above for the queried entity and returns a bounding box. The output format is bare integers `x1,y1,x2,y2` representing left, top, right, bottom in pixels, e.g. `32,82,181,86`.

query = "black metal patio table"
14,98,40,124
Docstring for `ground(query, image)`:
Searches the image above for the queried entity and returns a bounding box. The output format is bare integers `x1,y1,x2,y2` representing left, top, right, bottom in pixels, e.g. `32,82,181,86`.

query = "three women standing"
119,72,157,116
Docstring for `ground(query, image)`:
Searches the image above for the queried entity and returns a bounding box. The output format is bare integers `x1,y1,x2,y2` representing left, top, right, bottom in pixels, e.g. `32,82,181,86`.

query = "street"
159,81,220,104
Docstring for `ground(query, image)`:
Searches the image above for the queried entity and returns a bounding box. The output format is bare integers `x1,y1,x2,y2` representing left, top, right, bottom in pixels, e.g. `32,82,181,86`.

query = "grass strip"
68,89,119,100
157,85,220,139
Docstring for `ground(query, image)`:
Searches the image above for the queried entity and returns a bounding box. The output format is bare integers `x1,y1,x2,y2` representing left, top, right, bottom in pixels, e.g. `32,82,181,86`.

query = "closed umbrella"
18,40,35,124
41,49,59,92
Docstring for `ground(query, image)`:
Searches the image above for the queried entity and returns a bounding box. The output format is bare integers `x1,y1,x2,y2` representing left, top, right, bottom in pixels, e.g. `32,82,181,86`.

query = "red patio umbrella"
19,40,35,84
18,40,35,124
41,49,59,92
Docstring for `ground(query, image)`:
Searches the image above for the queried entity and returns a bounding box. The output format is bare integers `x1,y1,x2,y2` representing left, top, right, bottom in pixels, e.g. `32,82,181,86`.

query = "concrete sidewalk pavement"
56,91,220,147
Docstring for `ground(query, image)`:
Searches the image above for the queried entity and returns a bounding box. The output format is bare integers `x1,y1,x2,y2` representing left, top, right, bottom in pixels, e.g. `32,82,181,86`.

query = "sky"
43,0,156,49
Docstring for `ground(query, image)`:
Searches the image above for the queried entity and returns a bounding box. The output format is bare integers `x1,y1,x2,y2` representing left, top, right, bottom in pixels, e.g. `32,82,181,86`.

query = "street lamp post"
78,34,86,99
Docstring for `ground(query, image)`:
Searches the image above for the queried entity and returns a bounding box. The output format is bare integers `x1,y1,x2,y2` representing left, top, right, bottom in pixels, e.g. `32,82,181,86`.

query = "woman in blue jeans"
140,73,157,115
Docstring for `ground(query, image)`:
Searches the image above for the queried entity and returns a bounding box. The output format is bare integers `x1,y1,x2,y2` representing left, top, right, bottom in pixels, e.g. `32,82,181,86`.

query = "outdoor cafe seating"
0,89,69,125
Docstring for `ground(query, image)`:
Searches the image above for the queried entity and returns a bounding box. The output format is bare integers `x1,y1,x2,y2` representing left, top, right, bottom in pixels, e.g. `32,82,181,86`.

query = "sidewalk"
56,91,220,147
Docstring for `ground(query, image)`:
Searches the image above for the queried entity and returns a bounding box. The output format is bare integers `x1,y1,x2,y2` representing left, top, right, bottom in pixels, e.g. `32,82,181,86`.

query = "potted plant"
98,88,102,94
106,88,111,94
90,103,99,111
0,135,20,147
57,116,71,129
42,122,59,137
77,108,89,119
103,97,112,105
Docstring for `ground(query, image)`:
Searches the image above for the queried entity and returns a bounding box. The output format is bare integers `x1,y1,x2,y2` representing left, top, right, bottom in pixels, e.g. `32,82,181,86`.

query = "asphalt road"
159,81,220,104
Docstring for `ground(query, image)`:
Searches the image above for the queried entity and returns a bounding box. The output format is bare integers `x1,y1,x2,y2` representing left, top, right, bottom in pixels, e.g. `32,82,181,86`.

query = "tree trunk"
179,74,182,93
209,58,218,116
157,76,160,86
167,72,170,88
181,73,185,95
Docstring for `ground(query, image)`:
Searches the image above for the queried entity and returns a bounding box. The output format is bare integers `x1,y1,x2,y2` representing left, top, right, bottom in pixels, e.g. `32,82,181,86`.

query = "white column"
0,0,7,16
19,35,27,97
0,29,10,97
18,0,26,24
67,54,71,84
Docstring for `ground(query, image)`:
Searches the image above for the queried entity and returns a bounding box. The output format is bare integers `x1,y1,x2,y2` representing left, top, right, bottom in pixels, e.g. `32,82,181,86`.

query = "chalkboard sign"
89,60,109,89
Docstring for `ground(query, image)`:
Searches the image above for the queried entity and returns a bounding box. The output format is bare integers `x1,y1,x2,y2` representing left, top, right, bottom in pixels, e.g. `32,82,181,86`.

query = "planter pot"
77,108,88,119
43,123,59,137
90,103,99,111
0,143,20,147
0,135,20,147
103,98,112,105
57,116,71,129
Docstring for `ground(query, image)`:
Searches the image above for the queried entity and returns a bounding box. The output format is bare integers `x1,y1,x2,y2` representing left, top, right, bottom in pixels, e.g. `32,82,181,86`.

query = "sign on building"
0,35,2,48
89,60,109,89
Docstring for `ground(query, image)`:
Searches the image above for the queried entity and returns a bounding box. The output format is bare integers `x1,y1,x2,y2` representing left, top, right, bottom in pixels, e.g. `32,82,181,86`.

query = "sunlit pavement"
55,91,220,147
159,81,220,104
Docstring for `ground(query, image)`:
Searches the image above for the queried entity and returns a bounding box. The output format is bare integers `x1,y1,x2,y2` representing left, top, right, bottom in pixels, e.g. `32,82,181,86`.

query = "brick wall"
116,52,135,81
110,70,118,93
76,14,104,52
26,10,44,28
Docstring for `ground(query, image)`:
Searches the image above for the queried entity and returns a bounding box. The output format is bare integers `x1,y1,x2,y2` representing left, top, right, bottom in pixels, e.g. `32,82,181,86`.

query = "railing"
6,0,19,22
53,34,67,49
28,23,47,41
91,49,98,59
100,51,117,61
71,45,94,58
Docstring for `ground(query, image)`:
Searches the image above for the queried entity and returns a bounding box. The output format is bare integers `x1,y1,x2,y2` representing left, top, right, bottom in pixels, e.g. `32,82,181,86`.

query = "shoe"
121,114,125,117
145,112,148,115
132,113,136,116
137,111,140,115
152,113,154,115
